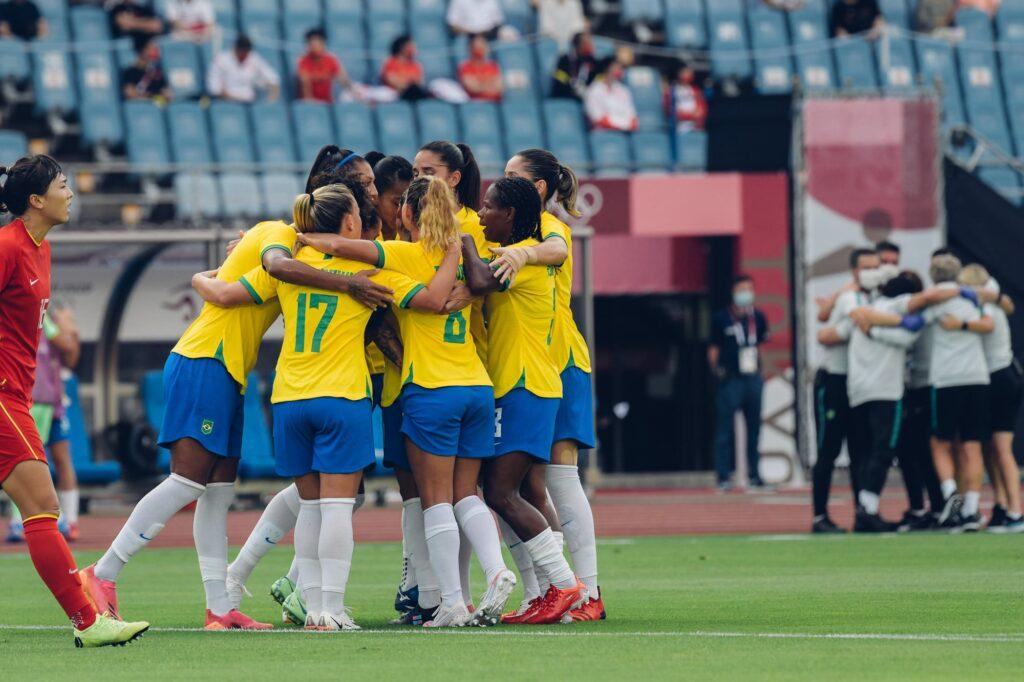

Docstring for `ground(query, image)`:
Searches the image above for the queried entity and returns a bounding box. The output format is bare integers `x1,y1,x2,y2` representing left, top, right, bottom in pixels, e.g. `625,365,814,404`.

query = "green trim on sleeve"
543,232,567,244
399,283,425,308
497,277,512,292
259,244,291,265
373,240,386,268
238,276,264,305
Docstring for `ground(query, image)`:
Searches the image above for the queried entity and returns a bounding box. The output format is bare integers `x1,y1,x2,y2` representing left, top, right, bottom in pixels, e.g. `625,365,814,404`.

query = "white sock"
319,498,355,616
858,490,880,515
400,505,418,590
497,515,540,601
194,481,235,616
405,498,440,609
95,473,205,582
546,464,599,599
454,496,505,584
458,526,473,604
524,528,575,590
286,555,300,585
229,484,300,585
423,503,463,609
963,491,980,516
295,499,322,617
57,489,79,525
941,479,958,500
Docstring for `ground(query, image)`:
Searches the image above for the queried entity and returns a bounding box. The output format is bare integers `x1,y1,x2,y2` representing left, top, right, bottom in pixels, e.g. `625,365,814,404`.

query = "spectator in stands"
0,0,46,41
296,28,352,103
535,0,587,51
381,35,431,102
447,0,504,39
959,0,1001,15
458,34,503,102
207,34,279,103
122,35,172,101
164,0,215,42
666,65,707,134
551,31,597,101
109,0,165,43
913,0,956,31
584,57,638,132
830,0,885,38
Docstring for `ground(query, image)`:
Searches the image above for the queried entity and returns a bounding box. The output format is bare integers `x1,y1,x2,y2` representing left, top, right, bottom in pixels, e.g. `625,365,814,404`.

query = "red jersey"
297,52,340,103
0,219,51,403
458,59,502,101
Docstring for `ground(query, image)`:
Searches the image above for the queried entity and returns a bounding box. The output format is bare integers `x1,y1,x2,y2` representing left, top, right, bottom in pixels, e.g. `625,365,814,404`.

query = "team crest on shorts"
201,419,214,435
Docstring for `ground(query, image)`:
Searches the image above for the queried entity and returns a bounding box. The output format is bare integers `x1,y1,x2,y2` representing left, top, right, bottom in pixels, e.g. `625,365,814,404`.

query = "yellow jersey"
172,221,295,391
485,238,562,399
374,239,492,393
457,206,495,366
241,247,423,404
541,213,592,373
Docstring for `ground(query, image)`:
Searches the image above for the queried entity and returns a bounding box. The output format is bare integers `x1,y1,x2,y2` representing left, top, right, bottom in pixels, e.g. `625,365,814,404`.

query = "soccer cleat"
897,511,936,533
79,564,121,620
269,576,295,606
811,517,845,534
393,583,419,615
998,516,1024,534
937,494,963,526
64,522,80,542
74,613,149,648
564,593,607,622
5,520,24,543
940,510,964,531
987,505,1007,531
204,609,273,631
853,510,897,533
303,613,323,631
227,575,252,611
525,580,585,625
318,611,361,631
954,513,983,533
282,590,307,626
500,596,543,624
423,601,471,628
392,603,438,626
469,569,517,627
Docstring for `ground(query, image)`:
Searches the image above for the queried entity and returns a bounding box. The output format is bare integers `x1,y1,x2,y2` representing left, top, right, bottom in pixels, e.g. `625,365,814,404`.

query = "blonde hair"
403,176,459,254
929,253,962,284
292,183,357,234
958,263,989,287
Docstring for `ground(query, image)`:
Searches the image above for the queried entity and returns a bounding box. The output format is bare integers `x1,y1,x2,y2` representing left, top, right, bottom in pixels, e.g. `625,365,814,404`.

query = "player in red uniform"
0,155,149,647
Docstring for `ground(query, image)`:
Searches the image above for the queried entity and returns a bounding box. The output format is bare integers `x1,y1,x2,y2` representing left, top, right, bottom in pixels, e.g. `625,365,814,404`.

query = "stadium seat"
542,99,589,151
260,172,303,218
665,0,707,49
239,372,278,479
166,102,213,165
76,51,119,105
0,130,28,161
282,0,323,42
493,42,538,101
958,46,1011,150
462,134,505,175
220,172,264,218
915,37,966,127
412,19,448,49
501,0,534,35
977,167,1022,204
331,102,376,153
460,101,501,139
591,35,617,59
124,100,171,166
748,5,793,93
788,2,836,91
547,135,590,175
589,130,632,176
368,14,407,52
626,66,667,130
502,100,545,156
326,0,365,24
31,47,76,113
876,34,917,91
33,0,69,41
0,40,30,81
956,7,995,42
460,102,506,169
174,172,221,220
61,376,121,485
81,101,125,148
160,39,204,100
291,101,336,165
70,6,112,42
707,7,753,80
878,0,910,29
996,3,1024,42
252,101,298,163
631,131,673,172
416,100,459,146
211,0,239,32
334,45,370,83
420,46,455,81
621,0,663,23
140,370,171,472
329,21,367,51
375,101,419,160
242,16,282,43
834,36,879,90
675,131,707,171
240,0,281,22
534,37,559,96
209,101,255,164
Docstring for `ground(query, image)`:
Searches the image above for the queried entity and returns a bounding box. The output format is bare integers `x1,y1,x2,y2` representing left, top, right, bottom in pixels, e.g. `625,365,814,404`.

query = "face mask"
878,264,899,286
471,45,486,59
858,268,884,291
733,291,754,308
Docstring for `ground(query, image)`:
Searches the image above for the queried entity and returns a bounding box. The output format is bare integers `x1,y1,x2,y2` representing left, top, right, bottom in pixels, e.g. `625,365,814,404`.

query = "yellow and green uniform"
541,212,592,374
457,206,496,366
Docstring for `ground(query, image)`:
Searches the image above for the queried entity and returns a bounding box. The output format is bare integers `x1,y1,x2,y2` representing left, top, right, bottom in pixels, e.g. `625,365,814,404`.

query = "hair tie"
308,192,315,207
334,152,359,171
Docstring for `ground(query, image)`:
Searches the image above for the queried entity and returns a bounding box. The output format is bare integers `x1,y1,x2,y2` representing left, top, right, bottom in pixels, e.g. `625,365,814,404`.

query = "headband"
334,152,359,171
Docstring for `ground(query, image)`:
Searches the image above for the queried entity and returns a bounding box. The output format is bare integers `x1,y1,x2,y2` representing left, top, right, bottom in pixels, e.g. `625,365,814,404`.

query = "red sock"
23,514,97,629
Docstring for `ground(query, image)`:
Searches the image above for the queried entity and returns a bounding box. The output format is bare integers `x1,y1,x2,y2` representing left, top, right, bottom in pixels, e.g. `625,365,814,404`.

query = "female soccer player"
298,176,517,627
81,160,393,631
0,155,149,647
460,176,584,625
497,149,604,620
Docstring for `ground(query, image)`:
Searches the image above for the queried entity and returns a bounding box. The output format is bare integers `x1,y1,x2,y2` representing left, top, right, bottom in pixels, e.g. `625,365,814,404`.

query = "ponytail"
403,176,459,254
0,155,63,216
304,145,364,193
554,163,580,217
293,183,357,234
514,148,581,218
419,140,481,211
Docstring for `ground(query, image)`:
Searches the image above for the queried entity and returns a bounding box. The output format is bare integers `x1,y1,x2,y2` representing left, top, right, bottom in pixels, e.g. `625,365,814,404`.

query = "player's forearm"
817,327,844,346
367,309,404,368
297,234,379,265
265,256,356,295
191,273,251,306
461,236,500,295
971,316,995,334
529,237,568,267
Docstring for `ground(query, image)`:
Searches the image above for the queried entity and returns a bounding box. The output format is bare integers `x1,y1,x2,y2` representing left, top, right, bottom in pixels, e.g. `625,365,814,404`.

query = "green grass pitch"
1,534,1021,680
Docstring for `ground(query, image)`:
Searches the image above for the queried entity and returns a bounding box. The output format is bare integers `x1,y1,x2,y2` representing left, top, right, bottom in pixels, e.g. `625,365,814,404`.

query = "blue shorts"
158,353,244,458
272,397,375,477
553,367,596,449
370,373,384,408
495,388,560,461
382,400,408,471
47,413,70,447
402,385,495,459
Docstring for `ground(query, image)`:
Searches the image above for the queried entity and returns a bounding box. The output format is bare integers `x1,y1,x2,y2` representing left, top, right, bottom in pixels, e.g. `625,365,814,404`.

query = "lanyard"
732,312,757,348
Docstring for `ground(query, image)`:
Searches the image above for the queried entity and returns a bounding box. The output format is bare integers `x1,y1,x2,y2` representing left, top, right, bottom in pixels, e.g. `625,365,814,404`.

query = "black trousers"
812,370,851,516
851,400,902,497
898,387,944,511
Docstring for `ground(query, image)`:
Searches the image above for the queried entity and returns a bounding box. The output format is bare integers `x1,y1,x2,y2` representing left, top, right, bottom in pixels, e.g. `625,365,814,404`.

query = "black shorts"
932,384,991,443
989,365,1023,433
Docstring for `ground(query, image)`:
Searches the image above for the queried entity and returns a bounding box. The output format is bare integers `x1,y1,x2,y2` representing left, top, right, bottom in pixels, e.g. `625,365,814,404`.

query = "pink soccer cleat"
204,609,273,631
79,564,121,621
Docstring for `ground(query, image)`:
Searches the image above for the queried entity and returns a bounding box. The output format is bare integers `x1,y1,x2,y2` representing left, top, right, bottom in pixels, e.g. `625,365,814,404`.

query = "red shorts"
0,394,46,484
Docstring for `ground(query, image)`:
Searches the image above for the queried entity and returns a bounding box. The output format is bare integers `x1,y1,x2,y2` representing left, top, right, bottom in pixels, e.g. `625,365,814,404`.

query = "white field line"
1,624,1021,643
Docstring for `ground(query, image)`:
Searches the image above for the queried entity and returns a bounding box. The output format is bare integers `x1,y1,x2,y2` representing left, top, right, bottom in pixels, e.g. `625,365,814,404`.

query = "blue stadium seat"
591,36,617,59
375,101,418,160
420,46,454,81
501,0,534,34
124,100,170,166
748,5,793,93
368,14,407,52
70,6,112,42
416,100,459,146
291,101,336,165
977,167,1022,204
626,66,666,130
834,36,879,89
31,46,76,113
220,172,264,218
877,35,917,91
493,42,538,101
542,99,588,151
34,0,69,42
175,172,221,220
242,16,282,43
502,100,545,154
209,101,255,164
460,101,501,141
1002,68,1024,151
547,135,590,175
239,372,278,479
631,131,672,172
61,376,121,485
0,130,28,162
329,21,366,50
76,51,119,105
333,45,370,83
211,0,239,32
252,101,297,163
665,0,706,48
160,40,204,99
326,0,365,23
81,102,124,148
707,8,752,79
140,371,170,471
956,7,995,42
788,2,836,91
878,0,910,29
410,0,446,19
285,14,323,43
589,130,631,176
0,41,30,81
412,19,448,49
283,0,323,33
959,47,1012,150
534,37,559,96
915,37,965,126
461,134,505,175
167,102,213,165
621,0,663,23
240,0,281,21
334,102,378,153
260,172,303,219
996,3,1024,42
675,131,707,171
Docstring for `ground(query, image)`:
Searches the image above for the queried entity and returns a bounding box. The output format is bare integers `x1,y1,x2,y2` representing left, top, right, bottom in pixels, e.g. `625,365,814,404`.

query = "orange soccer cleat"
79,564,121,620
524,580,585,625
204,609,273,631
565,593,607,622
500,596,543,624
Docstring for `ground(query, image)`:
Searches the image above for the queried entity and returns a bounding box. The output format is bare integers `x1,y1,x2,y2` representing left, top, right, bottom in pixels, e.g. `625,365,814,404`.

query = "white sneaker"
226,574,251,611
470,569,516,627
423,601,470,628
318,611,361,631
303,612,322,631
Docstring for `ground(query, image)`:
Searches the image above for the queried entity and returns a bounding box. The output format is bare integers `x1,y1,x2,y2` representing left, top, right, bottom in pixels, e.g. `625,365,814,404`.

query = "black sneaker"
897,510,936,532
999,515,1024,534
854,510,897,533
955,513,983,533
393,583,419,615
937,494,963,526
987,505,1007,531
392,603,438,626
811,516,845,534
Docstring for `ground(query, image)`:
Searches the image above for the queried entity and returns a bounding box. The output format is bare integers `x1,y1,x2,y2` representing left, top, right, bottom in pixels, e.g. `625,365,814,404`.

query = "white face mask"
858,268,884,291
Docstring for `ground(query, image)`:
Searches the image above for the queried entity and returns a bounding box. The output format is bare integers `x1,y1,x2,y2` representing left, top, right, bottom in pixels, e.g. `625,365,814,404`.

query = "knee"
483,485,516,516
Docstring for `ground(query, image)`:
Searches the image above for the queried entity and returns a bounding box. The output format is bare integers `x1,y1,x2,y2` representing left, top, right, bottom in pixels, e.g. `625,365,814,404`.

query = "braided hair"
489,176,542,244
